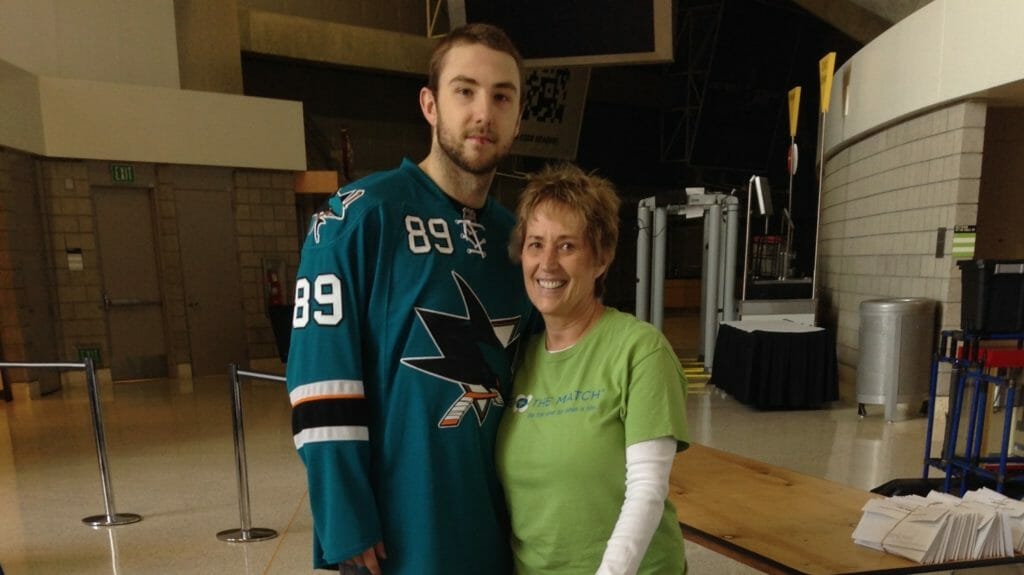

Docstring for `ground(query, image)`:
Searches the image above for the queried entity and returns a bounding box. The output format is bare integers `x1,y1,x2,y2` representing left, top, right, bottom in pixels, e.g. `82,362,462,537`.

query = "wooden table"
670,443,1024,574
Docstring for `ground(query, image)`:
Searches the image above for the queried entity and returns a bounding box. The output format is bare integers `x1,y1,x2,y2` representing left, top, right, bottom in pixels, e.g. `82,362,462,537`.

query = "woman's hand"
342,542,388,575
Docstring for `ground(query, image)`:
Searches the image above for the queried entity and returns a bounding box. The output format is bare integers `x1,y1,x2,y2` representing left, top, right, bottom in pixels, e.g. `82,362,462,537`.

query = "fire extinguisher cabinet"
263,258,293,363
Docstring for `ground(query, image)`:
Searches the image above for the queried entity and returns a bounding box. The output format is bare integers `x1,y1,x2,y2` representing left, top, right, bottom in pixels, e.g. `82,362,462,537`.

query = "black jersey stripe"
292,397,369,435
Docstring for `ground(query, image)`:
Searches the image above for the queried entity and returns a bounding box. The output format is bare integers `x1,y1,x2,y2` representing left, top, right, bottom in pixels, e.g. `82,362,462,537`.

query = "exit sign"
110,163,135,183
77,346,102,365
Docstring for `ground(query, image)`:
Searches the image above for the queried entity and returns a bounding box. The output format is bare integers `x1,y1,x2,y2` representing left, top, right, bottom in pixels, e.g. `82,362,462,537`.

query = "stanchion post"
81,357,142,527
217,363,277,542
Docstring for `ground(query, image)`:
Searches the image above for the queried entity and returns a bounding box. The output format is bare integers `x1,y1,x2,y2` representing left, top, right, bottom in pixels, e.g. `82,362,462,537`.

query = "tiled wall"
0,149,29,379
0,155,299,383
0,153,76,391
0,151,18,361
154,169,189,369
35,160,102,364
819,101,985,385
233,169,299,362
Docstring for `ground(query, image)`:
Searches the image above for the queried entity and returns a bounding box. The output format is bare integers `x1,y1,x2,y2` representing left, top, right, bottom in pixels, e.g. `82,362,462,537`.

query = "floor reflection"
0,324,992,575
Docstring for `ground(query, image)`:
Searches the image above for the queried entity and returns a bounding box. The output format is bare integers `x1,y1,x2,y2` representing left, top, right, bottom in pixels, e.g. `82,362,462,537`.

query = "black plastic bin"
872,476,1024,499
957,259,1024,333
268,305,294,363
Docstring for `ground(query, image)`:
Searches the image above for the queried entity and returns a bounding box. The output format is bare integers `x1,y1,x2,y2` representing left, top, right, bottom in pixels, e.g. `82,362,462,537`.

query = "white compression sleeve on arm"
595,436,677,575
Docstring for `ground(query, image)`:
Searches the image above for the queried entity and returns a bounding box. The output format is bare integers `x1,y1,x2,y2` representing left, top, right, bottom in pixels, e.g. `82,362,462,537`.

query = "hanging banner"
513,67,591,160
819,52,836,114
788,143,799,176
788,86,801,138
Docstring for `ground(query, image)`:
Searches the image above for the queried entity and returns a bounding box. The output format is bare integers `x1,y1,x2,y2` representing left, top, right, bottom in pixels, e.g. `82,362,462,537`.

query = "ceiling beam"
240,10,433,76
789,0,892,44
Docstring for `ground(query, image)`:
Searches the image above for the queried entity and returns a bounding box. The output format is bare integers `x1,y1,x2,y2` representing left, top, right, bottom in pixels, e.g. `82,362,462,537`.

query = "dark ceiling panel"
464,0,655,59
690,0,806,171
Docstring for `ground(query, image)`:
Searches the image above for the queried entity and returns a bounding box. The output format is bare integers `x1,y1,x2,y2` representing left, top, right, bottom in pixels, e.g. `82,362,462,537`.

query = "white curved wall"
819,100,983,389
825,0,1024,155
817,0,1024,391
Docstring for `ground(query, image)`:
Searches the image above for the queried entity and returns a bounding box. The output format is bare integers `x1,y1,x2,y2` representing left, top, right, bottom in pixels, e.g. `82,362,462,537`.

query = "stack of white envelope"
964,487,1024,553
852,490,1020,564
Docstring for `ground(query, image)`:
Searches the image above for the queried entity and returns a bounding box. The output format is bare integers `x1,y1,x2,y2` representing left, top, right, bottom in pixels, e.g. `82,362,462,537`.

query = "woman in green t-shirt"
496,163,690,575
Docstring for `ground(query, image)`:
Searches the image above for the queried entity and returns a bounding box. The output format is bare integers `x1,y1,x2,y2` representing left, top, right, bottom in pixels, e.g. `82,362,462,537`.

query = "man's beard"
436,111,509,175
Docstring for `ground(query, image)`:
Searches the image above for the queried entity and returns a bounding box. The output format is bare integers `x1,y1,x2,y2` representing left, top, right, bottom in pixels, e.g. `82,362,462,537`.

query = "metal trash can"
857,298,936,422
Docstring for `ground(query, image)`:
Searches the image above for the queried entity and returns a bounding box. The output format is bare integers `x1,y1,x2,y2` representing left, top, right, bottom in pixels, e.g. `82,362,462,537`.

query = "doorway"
93,187,169,380
174,188,248,376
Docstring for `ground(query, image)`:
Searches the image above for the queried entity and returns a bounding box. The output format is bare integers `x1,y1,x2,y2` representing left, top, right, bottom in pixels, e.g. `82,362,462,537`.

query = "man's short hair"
427,23,524,93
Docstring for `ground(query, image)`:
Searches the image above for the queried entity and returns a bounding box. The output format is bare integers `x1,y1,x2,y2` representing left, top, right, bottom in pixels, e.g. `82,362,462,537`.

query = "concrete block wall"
1,156,300,384
0,149,61,392
0,149,24,378
0,152,17,329
35,160,106,364
34,160,188,377
818,100,985,386
154,174,189,368
233,169,299,361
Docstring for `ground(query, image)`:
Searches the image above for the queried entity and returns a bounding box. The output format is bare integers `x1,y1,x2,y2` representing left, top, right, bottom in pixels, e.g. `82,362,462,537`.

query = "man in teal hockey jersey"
286,23,532,574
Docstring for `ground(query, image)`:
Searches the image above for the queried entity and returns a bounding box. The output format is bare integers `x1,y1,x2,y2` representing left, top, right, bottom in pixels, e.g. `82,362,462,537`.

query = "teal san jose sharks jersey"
286,159,532,573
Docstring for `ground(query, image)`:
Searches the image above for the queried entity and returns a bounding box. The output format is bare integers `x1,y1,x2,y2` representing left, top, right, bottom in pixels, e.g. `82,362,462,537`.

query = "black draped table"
709,320,838,409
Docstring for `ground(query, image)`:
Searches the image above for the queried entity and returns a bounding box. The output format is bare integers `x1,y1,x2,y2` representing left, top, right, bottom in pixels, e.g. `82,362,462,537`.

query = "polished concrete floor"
1,313,1022,574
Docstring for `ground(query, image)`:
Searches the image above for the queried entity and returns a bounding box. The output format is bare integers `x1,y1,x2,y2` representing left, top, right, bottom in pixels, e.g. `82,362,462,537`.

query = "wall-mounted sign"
77,346,101,365
952,224,977,260
513,67,591,160
110,163,135,183
66,247,84,271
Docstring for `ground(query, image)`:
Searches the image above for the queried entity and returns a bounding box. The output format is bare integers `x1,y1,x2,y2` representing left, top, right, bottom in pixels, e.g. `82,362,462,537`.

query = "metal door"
174,189,247,375
93,187,168,380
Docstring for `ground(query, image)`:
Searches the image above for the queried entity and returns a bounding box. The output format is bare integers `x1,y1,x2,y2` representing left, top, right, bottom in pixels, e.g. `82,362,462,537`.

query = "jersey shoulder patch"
306,164,424,247
308,188,366,244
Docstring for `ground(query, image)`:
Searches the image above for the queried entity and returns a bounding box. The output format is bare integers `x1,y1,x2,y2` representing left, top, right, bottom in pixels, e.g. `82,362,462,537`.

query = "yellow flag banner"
788,86,801,137
819,52,836,114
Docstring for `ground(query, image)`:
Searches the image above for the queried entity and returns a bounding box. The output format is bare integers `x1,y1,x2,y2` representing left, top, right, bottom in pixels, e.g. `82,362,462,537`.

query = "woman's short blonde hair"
509,163,621,297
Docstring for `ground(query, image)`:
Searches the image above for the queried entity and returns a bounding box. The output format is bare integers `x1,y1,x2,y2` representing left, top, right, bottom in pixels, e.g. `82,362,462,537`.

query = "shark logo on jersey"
401,271,521,428
310,189,365,244
456,217,488,258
